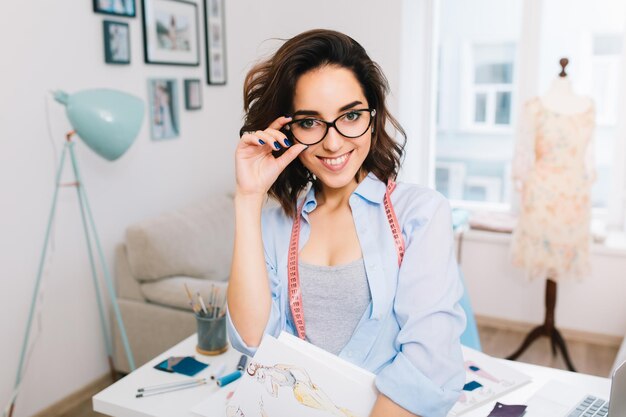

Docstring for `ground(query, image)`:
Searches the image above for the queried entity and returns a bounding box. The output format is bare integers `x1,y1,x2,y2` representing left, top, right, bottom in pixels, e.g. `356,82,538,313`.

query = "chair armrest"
114,243,145,302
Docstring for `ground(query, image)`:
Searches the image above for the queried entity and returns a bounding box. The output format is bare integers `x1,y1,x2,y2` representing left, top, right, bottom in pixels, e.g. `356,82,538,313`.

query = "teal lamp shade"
53,89,144,161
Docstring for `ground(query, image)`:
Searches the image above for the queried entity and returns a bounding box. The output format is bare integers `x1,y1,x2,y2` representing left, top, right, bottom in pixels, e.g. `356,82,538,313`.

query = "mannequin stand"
506,279,577,372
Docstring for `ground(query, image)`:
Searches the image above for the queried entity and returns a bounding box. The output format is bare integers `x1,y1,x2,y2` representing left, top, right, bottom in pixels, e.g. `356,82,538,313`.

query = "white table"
93,335,611,417
94,335,241,417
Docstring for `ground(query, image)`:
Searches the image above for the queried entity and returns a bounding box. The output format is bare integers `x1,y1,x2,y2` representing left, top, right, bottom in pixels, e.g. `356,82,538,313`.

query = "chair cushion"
125,195,234,282
140,276,228,311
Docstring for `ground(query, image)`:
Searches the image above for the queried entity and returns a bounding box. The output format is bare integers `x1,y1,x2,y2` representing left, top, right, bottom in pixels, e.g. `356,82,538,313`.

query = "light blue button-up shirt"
227,173,466,417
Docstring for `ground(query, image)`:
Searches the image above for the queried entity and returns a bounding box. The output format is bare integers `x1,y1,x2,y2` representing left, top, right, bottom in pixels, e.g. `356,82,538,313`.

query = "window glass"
435,0,522,204
474,44,515,84
474,93,487,122
495,91,511,124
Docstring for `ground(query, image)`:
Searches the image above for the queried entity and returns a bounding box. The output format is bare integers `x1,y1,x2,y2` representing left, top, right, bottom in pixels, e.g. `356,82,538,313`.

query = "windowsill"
449,199,511,212
450,200,626,257
458,228,626,258
437,126,514,135
461,127,514,135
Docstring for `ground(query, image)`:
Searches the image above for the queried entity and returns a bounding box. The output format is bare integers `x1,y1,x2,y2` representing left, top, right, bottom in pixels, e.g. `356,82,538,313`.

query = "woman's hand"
235,116,308,197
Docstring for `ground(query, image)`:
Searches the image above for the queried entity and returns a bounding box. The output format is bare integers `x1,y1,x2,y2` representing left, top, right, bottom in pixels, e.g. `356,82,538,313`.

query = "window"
435,162,466,200
464,176,502,203
435,0,522,205
588,33,623,208
591,34,622,126
432,0,626,218
469,43,516,128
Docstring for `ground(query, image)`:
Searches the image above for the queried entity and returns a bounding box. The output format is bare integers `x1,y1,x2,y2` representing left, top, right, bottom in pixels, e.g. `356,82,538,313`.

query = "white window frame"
435,161,466,200
463,175,503,203
461,42,517,133
607,28,626,230
592,55,621,126
589,33,623,127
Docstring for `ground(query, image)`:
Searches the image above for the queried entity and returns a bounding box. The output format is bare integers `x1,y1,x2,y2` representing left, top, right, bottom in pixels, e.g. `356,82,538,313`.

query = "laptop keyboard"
567,395,609,417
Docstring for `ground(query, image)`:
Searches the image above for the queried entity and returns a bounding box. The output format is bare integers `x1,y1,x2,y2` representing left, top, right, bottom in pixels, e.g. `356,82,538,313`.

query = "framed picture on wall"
142,0,200,66
148,79,180,140
94,0,136,17
184,79,202,110
204,0,226,84
103,21,131,64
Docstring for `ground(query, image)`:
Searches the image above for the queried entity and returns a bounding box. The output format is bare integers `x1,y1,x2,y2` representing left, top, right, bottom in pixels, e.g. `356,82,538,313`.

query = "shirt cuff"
225,306,259,356
375,351,463,417
225,300,284,357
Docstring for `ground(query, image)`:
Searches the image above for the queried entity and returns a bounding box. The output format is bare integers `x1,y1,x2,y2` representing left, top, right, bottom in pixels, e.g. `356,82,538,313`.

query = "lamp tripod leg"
9,144,70,417
67,144,136,371
84,194,136,371
67,142,116,381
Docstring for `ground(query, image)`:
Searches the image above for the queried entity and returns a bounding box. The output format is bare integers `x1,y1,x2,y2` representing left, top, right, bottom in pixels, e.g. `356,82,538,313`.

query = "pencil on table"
136,379,208,398
137,378,206,393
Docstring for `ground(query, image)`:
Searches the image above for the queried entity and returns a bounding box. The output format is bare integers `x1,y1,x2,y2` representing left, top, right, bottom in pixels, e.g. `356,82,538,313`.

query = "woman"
227,29,465,417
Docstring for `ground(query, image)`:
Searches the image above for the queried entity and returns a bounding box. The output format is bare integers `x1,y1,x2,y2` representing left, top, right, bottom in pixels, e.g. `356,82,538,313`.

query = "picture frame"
148,79,180,140
103,21,131,64
141,0,200,66
93,0,136,17
184,79,203,110
204,0,227,84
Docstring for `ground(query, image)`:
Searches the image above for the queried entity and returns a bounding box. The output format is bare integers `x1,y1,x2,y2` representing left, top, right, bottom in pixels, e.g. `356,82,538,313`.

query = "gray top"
298,258,371,355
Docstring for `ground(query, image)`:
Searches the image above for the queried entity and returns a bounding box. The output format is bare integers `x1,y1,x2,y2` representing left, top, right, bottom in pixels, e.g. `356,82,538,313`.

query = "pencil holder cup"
196,313,228,355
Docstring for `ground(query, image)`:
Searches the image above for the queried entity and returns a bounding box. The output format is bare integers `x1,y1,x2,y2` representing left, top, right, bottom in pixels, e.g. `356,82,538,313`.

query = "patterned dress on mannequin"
511,97,596,281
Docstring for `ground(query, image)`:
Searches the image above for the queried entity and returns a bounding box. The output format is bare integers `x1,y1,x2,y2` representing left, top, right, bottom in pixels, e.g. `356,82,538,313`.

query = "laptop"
525,360,626,417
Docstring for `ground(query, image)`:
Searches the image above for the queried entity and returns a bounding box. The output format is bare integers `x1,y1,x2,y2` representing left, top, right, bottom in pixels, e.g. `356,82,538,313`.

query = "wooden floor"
478,325,618,377
60,324,618,417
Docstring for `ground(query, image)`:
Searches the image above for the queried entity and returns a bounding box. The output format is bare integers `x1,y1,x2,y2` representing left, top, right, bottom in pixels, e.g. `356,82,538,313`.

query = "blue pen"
216,370,243,387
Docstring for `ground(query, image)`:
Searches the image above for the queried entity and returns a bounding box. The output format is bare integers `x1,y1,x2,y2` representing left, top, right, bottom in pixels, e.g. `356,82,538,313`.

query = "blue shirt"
227,173,466,417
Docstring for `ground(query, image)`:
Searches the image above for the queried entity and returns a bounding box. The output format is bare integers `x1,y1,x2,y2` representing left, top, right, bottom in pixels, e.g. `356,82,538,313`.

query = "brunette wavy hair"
240,29,406,217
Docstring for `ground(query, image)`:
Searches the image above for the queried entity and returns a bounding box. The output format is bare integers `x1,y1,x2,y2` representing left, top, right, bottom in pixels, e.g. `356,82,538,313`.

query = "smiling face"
292,65,372,192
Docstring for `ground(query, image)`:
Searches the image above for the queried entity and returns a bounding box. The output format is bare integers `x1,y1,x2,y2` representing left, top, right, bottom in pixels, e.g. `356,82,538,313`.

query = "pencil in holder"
195,312,228,355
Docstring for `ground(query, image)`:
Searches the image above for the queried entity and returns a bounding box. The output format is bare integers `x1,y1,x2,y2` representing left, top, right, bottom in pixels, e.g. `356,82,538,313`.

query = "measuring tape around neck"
287,180,405,340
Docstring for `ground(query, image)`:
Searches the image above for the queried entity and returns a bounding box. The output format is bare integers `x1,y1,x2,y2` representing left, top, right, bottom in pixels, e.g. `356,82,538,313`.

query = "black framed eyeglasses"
283,108,376,146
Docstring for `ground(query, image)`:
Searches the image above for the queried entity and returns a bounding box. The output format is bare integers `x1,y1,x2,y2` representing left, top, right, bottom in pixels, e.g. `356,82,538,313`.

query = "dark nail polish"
284,139,292,147
274,141,281,150
258,139,265,145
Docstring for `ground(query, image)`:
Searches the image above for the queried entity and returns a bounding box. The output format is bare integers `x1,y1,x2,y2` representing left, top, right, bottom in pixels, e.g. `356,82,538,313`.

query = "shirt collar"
300,172,387,214
353,172,387,204
302,186,317,214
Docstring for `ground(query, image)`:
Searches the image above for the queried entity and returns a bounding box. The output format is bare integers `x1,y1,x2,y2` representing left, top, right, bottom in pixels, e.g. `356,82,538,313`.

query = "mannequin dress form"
508,59,596,372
